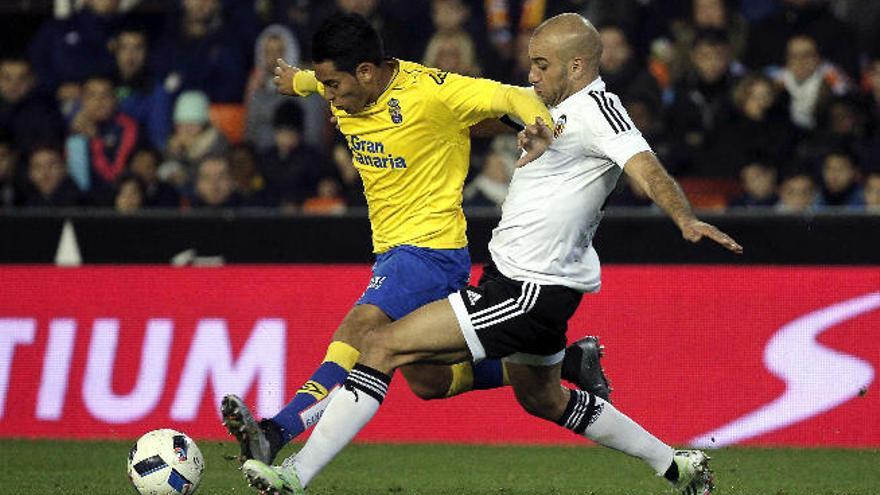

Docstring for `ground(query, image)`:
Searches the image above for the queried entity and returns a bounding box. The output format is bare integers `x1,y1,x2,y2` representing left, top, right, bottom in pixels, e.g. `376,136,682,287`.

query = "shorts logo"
298,380,329,400
554,114,567,138
387,98,403,124
466,289,482,306
368,276,387,290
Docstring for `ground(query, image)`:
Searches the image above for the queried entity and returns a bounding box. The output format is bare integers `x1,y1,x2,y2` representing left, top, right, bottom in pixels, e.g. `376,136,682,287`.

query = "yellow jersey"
293,59,550,253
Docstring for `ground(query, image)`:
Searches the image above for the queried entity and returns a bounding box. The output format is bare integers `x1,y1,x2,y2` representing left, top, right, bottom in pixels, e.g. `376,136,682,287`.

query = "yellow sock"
445,362,475,397
323,341,361,371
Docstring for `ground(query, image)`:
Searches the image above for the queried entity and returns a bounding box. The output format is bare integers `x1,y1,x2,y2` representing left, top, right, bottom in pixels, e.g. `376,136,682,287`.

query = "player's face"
314,61,370,114
528,36,567,106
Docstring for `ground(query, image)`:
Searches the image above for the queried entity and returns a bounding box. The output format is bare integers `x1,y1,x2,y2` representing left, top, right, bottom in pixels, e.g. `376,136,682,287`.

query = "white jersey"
489,77,651,292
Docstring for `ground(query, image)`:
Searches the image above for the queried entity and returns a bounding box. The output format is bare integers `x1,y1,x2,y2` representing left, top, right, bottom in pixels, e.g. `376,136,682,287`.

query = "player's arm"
431,71,551,134
623,152,743,254
583,90,741,253
273,58,325,97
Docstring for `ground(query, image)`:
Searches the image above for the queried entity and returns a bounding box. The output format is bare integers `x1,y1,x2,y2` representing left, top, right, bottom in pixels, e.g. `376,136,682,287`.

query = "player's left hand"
516,117,553,167
680,220,743,254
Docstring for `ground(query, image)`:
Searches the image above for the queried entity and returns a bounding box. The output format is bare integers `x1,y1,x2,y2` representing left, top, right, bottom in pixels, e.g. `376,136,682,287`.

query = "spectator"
817,151,863,208
259,101,332,209
745,0,858,79
111,27,175,149
331,140,367,207
668,29,741,175
302,178,347,215
153,0,250,102
773,34,849,130
66,76,144,205
229,143,269,206
269,0,336,55
244,24,302,152
868,53,880,134
24,144,81,207
863,170,880,211
429,0,494,76
623,96,682,174
598,25,661,108
795,95,871,167
0,57,65,153
484,0,545,81
423,31,481,76
128,146,179,208
114,173,145,213
160,91,230,187
191,154,241,208
709,74,796,177
667,0,749,82
333,0,430,62
730,161,779,208
27,0,119,97
0,137,23,208
463,149,511,208
776,169,817,212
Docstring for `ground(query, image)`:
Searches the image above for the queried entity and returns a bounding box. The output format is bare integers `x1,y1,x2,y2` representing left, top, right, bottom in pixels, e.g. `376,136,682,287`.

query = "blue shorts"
356,245,471,321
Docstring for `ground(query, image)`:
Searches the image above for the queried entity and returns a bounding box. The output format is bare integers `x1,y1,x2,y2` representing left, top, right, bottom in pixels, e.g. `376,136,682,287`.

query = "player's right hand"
273,58,299,96
516,117,553,168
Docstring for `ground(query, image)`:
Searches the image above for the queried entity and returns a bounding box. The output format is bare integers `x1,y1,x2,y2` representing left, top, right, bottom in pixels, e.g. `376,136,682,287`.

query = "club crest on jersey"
387,98,403,124
554,114,567,138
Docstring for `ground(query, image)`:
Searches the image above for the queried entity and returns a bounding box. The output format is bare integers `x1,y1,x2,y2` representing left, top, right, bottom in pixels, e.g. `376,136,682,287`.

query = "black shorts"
448,264,583,365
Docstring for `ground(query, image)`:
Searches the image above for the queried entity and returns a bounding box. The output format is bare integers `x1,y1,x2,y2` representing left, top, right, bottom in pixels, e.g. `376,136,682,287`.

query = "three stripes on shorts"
469,281,541,330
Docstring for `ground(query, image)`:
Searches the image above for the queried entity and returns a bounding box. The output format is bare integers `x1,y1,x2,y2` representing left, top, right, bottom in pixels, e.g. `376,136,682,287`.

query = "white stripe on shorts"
448,291,486,362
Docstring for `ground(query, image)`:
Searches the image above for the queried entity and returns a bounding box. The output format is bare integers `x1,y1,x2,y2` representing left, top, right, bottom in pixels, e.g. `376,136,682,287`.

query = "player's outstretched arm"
273,58,323,97
623,151,743,254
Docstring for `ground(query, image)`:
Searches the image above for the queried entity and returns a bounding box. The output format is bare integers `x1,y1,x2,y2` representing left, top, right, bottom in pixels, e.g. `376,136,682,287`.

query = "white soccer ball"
127,429,205,495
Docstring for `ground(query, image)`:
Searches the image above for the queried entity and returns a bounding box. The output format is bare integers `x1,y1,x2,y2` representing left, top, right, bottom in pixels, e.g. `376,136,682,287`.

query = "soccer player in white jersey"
240,13,741,495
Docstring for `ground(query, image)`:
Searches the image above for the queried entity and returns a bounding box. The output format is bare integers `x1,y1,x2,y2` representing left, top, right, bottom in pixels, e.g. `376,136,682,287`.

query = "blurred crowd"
1,0,880,214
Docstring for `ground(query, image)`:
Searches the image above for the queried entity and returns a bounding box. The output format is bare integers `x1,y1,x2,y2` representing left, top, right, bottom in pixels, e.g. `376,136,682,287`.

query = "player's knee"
357,329,397,368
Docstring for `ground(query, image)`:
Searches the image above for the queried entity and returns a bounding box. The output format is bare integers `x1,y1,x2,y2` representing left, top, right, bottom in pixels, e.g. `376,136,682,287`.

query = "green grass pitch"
2,439,878,494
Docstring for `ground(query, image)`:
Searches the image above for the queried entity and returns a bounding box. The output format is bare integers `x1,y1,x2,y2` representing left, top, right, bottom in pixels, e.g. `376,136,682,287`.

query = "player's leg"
378,247,510,400
222,303,385,464
243,298,471,493
505,360,713,493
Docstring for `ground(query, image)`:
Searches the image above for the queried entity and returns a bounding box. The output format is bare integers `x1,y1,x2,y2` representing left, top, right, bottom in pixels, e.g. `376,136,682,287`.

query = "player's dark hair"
311,13,384,74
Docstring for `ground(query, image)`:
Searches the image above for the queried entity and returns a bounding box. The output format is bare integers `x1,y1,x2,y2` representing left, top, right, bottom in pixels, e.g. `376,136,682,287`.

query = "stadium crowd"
1,0,879,213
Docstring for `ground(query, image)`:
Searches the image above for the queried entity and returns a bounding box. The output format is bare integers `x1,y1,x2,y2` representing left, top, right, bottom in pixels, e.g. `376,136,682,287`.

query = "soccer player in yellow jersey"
221,12,601,465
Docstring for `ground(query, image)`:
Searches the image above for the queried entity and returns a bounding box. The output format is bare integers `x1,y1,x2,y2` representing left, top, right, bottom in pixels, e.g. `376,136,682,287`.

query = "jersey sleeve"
582,90,651,168
292,70,325,97
429,71,551,129
428,70,503,128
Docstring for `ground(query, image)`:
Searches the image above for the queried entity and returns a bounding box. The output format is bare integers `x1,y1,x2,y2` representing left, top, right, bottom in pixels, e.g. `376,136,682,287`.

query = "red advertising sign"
0,266,877,447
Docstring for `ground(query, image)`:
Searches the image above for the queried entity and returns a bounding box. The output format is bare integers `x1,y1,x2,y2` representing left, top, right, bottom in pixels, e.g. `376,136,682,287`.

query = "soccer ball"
127,429,205,495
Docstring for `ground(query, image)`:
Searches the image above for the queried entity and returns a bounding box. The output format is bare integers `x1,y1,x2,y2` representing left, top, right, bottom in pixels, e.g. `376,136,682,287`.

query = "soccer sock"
289,364,390,487
557,389,674,475
270,341,360,444
445,360,509,397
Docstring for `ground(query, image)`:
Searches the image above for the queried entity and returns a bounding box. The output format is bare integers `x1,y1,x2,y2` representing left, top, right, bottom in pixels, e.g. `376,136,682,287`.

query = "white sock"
559,389,674,475
287,364,390,487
